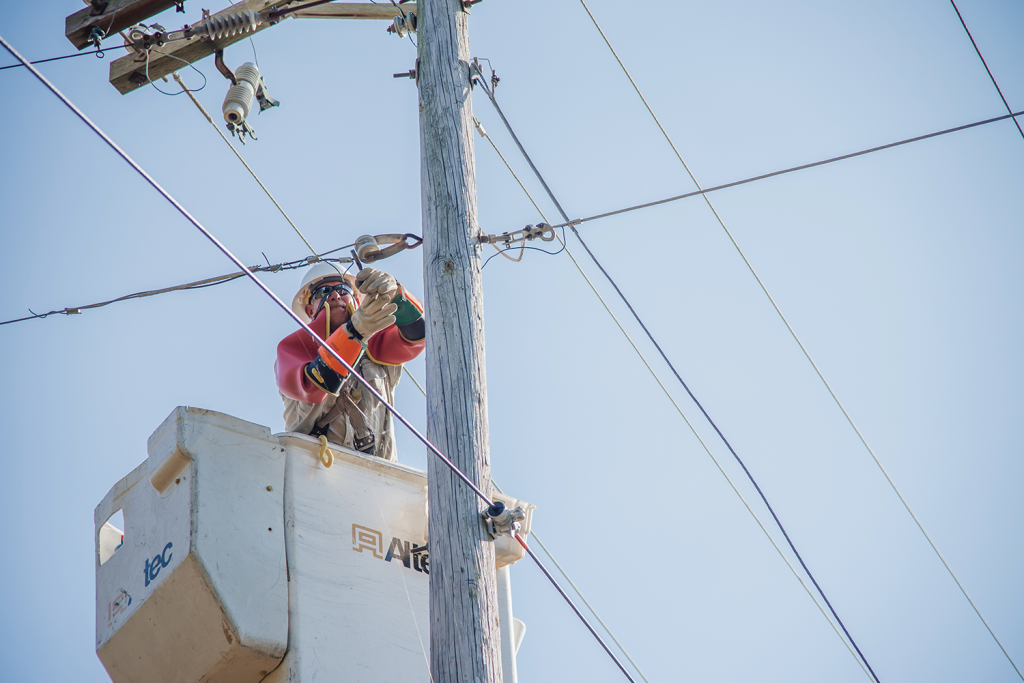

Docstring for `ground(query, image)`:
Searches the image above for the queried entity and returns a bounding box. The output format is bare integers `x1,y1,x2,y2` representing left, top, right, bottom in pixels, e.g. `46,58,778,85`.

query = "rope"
949,0,1024,143
173,72,319,255
476,115,874,682
317,435,334,468
579,2,1023,679
0,36,635,681
476,73,880,682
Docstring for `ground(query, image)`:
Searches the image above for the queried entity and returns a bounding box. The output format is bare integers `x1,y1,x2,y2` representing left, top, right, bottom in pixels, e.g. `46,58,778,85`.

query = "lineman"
275,262,425,461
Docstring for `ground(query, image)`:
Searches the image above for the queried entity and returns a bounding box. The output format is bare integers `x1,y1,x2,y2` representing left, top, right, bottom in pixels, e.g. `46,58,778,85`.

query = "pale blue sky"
1,1,1022,681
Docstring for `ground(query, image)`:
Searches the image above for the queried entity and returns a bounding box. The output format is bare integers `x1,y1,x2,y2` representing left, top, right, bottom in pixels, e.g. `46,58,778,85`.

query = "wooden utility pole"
418,1,502,682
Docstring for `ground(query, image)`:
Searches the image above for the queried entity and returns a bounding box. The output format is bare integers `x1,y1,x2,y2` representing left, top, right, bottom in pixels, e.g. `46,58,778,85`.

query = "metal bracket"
87,26,105,49
214,50,237,84
482,501,526,540
227,119,257,144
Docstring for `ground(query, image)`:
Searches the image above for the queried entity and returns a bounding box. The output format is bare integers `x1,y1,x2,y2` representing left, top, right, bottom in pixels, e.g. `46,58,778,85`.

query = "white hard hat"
291,262,356,323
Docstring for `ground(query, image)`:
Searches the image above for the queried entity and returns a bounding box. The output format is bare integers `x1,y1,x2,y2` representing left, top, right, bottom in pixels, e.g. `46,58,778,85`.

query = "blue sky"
1,1,1022,681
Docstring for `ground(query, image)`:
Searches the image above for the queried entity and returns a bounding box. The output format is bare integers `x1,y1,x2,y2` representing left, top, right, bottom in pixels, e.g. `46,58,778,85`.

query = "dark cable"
0,37,639,683
518,538,636,683
481,244,564,270
0,46,125,71
0,255,352,326
477,77,883,683
548,109,1024,231
145,48,207,96
949,0,1024,142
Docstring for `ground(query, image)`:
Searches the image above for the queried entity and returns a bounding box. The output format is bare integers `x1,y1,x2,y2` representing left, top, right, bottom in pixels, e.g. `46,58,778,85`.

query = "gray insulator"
234,62,261,89
197,9,262,41
223,81,255,124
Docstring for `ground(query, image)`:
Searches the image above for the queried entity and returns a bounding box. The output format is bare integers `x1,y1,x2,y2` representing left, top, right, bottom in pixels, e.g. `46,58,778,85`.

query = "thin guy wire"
0,36,637,681
544,109,1024,231
489,478,654,683
550,226,874,683
476,73,880,683
949,0,1024,142
476,123,873,682
173,72,319,255
514,535,637,683
580,2,1023,679
404,366,426,397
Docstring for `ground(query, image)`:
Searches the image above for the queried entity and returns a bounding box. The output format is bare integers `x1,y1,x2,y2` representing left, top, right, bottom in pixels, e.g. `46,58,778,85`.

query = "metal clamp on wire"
477,223,555,247
482,500,526,540
354,233,424,264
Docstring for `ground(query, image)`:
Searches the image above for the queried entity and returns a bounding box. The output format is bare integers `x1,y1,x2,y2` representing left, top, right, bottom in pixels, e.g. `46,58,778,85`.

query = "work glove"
348,290,398,341
356,267,422,327
355,268,399,301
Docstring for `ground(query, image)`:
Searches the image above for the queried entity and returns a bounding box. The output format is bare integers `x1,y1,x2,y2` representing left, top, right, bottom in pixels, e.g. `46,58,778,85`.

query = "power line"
0,34,636,683
949,0,1024,143
0,45,125,71
173,72,318,255
578,1,1024,679
491,476,654,683
475,71,881,682
0,250,352,327
545,109,1023,232
474,83,875,683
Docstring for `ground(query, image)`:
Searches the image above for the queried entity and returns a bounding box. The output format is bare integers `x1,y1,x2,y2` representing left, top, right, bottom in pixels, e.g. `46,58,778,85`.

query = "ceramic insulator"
223,81,255,124
234,62,261,89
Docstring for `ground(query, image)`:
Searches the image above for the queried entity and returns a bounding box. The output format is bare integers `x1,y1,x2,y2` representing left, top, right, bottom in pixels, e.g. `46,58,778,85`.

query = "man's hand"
355,268,399,301
349,290,397,341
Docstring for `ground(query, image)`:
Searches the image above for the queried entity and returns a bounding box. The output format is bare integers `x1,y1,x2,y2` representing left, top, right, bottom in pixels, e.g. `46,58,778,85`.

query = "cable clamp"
482,500,526,540
477,223,555,247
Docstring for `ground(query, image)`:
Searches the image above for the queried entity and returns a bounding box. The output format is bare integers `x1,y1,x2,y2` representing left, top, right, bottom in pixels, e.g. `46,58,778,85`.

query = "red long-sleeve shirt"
276,309,425,404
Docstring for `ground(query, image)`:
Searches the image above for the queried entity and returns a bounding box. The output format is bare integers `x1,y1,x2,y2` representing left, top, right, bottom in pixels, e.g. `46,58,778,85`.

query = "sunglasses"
309,282,352,303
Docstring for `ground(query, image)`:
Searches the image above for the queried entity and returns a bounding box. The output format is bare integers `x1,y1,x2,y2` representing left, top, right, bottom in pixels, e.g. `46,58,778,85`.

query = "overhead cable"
949,0,1024,142
0,250,352,327
475,106,874,683
545,109,1024,231
491,478,653,683
0,45,124,71
578,1,1023,679
0,35,635,683
475,71,881,683
173,72,318,255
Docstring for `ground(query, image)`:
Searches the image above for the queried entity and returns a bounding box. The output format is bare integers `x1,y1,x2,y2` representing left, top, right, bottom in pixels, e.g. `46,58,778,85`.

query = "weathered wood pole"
418,1,502,682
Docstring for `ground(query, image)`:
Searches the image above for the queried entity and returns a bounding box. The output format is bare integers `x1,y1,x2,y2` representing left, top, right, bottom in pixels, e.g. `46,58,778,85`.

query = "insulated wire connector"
483,500,526,540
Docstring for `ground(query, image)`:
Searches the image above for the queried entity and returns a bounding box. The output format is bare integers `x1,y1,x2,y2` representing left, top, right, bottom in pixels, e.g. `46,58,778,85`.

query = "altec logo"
352,524,429,574
143,542,174,586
